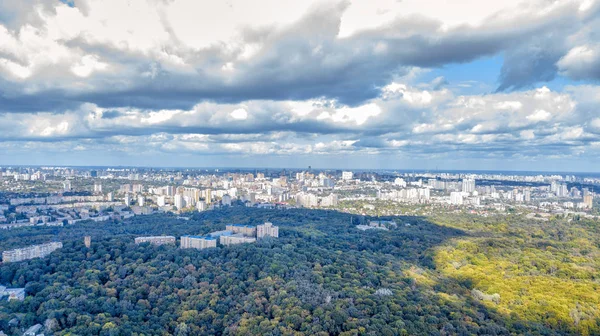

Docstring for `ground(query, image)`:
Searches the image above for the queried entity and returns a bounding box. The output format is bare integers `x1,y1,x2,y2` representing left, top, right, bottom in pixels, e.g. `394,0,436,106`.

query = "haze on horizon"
1,0,600,171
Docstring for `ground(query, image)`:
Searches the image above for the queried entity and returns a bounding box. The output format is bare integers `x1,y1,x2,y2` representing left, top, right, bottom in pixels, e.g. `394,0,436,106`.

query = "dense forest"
0,207,598,335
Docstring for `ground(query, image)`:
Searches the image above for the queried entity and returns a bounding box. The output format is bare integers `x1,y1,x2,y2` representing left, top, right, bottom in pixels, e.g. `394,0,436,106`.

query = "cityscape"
2,0,600,335
1,166,598,232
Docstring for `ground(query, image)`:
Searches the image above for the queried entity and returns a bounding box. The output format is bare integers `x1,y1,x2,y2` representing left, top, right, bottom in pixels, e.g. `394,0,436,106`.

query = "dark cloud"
496,36,564,92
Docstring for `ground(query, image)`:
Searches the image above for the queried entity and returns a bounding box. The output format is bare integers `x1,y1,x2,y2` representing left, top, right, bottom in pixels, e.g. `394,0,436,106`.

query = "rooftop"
229,224,256,228
182,235,216,240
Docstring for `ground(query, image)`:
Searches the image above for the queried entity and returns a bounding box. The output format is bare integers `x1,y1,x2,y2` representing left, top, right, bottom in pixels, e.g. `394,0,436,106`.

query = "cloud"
0,0,598,113
0,0,600,168
557,44,600,80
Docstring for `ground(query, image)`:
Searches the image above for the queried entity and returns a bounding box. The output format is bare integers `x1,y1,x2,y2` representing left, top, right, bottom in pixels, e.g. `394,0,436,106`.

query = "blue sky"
1,0,600,171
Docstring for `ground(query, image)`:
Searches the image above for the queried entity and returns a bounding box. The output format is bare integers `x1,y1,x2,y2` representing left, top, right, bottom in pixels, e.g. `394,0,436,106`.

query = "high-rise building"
93,183,103,193
174,194,184,210
320,177,335,188
524,189,531,203
180,235,217,249
63,180,72,192
222,194,232,206
584,195,593,208
124,194,132,206
196,200,207,212
84,236,91,248
257,222,279,238
138,195,145,207
156,196,166,207
462,179,476,193
450,192,464,205
342,171,354,180
166,186,176,196
320,193,338,207
205,189,212,204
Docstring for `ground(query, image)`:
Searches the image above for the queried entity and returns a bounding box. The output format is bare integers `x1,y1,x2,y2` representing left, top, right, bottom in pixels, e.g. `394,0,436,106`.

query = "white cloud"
230,108,248,120
71,55,108,77
557,44,600,80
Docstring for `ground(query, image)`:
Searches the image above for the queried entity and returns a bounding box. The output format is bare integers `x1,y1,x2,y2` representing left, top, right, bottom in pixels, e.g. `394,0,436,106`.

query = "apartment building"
134,236,176,245
226,224,257,237
257,222,279,238
2,242,63,263
180,235,217,249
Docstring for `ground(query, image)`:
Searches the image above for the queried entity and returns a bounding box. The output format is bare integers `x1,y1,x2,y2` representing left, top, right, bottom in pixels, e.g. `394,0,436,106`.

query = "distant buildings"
394,178,407,187
320,194,339,207
2,242,63,263
342,171,354,180
584,195,594,208
180,235,217,249
450,192,464,205
174,194,184,210
226,224,257,237
220,234,257,246
222,194,232,206
134,236,176,245
196,200,207,211
462,179,476,193
0,286,25,301
257,222,279,238
84,236,91,248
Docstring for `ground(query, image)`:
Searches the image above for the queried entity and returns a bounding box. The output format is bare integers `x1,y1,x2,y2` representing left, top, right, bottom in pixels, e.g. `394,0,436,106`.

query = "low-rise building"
226,224,257,237
0,286,25,301
180,235,217,249
2,242,63,263
134,236,176,245
219,234,256,246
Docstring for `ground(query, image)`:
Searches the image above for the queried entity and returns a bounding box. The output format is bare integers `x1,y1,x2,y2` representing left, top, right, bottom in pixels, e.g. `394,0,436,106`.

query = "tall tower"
84,236,91,248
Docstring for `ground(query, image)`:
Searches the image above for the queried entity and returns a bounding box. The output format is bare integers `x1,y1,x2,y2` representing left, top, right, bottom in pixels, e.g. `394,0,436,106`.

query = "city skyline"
1,0,600,170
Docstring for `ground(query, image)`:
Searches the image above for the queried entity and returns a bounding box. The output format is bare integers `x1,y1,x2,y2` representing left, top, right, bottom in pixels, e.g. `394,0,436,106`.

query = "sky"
1,0,600,171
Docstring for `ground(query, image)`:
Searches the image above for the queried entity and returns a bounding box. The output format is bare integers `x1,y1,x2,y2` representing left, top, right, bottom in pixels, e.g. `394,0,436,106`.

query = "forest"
0,206,598,335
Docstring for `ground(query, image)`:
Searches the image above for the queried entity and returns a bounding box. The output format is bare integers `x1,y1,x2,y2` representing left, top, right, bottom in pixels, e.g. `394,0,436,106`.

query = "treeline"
0,207,585,335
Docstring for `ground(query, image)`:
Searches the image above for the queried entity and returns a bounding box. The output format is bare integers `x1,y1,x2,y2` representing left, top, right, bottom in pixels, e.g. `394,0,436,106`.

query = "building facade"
257,222,279,238
226,224,257,237
180,235,217,249
2,242,63,263
219,234,256,246
134,236,176,245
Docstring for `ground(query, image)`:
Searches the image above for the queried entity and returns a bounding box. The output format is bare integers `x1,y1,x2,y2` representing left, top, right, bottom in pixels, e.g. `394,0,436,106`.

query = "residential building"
0,286,25,301
342,171,354,180
134,236,176,245
219,234,256,246
584,195,593,208
257,222,279,238
2,242,63,263
226,224,257,237
450,192,464,205
462,179,476,193
174,194,184,210
180,235,217,249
